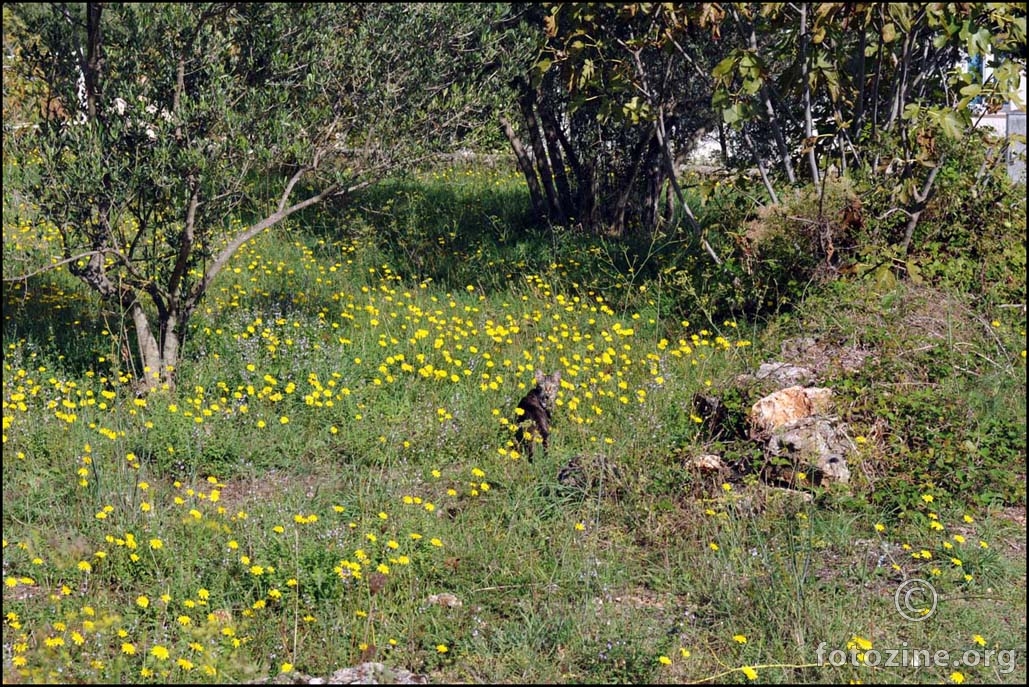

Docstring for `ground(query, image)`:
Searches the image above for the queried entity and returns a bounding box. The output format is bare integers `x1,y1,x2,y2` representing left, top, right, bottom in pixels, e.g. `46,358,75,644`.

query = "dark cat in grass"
514,369,561,460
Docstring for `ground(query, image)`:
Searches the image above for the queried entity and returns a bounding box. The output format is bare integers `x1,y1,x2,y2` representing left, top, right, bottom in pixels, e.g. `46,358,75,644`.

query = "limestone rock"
766,416,853,484
687,453,729,473
748,385,852,485
427,593,462,608
748,385,834,439
753,362,817,387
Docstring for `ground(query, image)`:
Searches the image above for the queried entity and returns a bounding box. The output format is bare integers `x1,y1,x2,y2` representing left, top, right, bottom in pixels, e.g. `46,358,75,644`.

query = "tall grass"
3,164,1025,683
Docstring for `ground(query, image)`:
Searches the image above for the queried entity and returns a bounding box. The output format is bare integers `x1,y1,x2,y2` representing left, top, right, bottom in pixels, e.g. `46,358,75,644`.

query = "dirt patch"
994,506,1027,557
215,470,334,512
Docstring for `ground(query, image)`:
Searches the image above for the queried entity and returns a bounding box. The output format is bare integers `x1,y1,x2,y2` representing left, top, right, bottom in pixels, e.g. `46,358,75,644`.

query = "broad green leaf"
742,75,763,95
905,260,923,284
959,83,981,98
874,264,897,291
882,22,896,43
712,54,737,79
938,110,963,140
739,52,760,77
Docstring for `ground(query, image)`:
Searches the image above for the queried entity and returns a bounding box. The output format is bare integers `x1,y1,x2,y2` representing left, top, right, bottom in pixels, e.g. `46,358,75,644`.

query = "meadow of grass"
2,163,1026,684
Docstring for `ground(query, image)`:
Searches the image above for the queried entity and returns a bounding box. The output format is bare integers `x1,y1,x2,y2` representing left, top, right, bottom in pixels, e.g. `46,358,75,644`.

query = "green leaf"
938,110,963,140
874,264,897,292
712,54,737,80
742,75,763,95
905,260,923,284
738,52,761,78
888,4,911,32
958,83,980,98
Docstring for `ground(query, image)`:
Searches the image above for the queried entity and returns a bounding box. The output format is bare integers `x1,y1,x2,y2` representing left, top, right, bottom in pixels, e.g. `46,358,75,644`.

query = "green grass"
3,164,1026,683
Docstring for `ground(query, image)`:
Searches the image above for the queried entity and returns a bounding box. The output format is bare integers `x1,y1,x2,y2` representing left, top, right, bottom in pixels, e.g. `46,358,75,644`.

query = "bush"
666,175,862,323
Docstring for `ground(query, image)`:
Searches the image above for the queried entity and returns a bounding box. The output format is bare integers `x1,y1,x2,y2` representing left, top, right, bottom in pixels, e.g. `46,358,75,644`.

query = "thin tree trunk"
611,126,654,236
83,3,103,120
539,106,574,221
655,109,721,264
899,158,943,256
742,126,780,205
500,115,546,219
517,91,563,223
850,14,867,142
869,15,885,138
799,3,821,184
738,10,796,184
718,118,728,166
886,29,913,132
642,136,663,234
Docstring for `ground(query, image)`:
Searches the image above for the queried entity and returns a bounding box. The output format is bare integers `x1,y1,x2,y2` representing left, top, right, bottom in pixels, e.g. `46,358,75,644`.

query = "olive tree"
4,2,514,391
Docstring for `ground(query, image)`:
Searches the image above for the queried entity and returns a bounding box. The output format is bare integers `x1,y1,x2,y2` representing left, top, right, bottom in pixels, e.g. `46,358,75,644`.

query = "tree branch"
3,251,106,283
183,178,342,322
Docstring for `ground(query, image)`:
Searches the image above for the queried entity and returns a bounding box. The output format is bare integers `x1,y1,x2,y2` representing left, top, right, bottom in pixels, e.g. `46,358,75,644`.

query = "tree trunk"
539,104,574,222
128,300,175,391
799,3,821,184
738,9,797,184
500,115,547,220
611,126,655,237
850,13,868,142
644,136,663,234
518,91,564,224
655,109,721,265
742,125,780,205
899,158,943,256
83,3,103,120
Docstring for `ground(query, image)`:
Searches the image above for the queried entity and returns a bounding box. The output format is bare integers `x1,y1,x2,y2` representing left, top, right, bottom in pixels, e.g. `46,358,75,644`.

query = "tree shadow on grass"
2,274,119,377
301,173,571,294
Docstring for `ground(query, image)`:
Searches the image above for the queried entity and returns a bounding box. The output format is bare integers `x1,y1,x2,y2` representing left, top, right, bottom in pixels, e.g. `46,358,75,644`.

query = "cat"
514,369,561,460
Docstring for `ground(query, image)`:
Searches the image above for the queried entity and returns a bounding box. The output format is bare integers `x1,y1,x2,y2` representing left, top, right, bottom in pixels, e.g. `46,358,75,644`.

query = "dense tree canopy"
503,3,727,242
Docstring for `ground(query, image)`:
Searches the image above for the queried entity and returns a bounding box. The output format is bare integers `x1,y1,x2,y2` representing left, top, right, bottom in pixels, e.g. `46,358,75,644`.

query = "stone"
427,593,462,608
748,385,834,439
766,416,853,484
687,453,729,474
753,362,817,387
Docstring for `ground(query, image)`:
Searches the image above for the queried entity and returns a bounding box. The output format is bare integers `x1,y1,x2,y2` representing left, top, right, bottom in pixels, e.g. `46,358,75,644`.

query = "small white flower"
114,97,128,115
